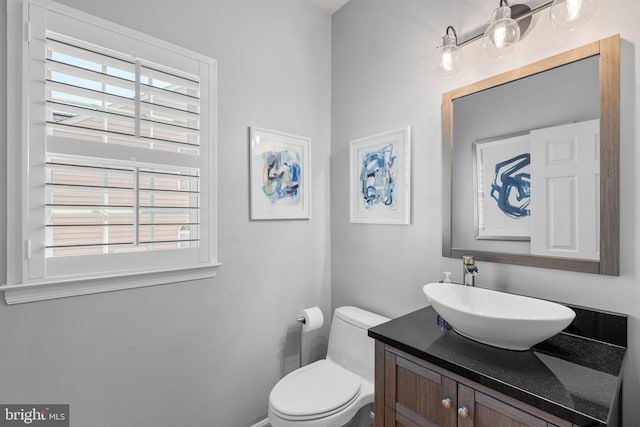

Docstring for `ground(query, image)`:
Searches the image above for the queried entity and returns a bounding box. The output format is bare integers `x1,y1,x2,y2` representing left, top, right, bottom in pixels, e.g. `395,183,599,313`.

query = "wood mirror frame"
442,34,620,275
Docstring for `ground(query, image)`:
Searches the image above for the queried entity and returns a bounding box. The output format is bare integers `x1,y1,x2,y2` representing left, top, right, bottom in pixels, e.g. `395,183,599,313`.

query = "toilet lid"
269,360,362,420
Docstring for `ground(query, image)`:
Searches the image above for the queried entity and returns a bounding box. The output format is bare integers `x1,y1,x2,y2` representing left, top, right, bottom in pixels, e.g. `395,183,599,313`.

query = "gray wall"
3,0,639,425
0,1,331,426
331,0,640,425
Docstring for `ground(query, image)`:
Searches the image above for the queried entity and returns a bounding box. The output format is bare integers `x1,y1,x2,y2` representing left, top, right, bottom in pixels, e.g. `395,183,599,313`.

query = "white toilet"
268,306,390,427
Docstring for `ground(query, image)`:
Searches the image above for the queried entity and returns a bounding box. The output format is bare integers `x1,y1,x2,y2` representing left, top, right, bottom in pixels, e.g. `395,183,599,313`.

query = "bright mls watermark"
0,405,68,426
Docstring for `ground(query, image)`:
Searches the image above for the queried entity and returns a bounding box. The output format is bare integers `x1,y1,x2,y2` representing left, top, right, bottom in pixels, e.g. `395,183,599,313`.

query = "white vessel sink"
422,283,576,351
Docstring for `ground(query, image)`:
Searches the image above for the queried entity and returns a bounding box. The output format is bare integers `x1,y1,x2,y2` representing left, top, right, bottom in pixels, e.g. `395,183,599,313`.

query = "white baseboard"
249,418,270,427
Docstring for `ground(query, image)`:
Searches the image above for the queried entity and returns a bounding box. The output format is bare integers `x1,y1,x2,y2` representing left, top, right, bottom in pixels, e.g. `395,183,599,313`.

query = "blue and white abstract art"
475,134,531,240
359,144,397,210
261,150,302,205
490,153,531,219
350,127,411,224
250,127,310,220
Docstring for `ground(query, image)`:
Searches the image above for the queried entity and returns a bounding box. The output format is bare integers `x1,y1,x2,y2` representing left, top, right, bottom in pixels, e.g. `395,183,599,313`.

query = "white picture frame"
473,133,531,240
349,127,411,224
249,127,311,220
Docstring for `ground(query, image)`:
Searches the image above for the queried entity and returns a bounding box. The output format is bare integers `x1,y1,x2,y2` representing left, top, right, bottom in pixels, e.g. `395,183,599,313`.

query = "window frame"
3,0,220,304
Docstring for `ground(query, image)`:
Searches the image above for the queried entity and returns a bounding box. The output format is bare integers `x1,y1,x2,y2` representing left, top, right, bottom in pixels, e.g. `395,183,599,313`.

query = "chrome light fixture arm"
443,0,596,48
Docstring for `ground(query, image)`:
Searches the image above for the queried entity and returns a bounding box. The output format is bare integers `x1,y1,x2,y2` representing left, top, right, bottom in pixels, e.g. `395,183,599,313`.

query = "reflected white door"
530,119,600,260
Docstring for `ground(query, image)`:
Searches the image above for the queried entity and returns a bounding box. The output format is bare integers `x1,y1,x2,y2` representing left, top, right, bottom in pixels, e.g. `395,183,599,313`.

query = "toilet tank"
326,306,390,383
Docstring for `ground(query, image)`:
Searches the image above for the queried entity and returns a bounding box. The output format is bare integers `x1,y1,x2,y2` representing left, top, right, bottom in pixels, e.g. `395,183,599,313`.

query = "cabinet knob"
458,406,469,418
441,398,452,409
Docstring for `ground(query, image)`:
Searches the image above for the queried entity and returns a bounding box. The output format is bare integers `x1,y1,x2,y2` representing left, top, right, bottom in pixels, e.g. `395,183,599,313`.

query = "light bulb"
493,23,507,49
566,0,583,21
550,0,597,30
483,5,520,57
441,49,453,72
438,29,461,77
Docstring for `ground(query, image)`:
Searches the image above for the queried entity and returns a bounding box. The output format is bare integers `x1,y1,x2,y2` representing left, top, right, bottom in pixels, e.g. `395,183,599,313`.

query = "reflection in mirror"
453,56,599,256
442,35,619,275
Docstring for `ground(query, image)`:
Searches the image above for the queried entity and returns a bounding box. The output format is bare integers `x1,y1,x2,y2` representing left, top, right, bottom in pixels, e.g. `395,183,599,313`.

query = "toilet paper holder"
296,306,324,368
296,316,306,368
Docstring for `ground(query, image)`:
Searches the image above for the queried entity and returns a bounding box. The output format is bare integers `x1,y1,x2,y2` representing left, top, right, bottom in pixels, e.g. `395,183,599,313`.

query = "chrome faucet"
462,256,478,287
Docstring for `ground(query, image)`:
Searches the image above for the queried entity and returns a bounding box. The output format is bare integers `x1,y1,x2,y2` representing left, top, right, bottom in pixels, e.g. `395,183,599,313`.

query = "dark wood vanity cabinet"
376,342,575,427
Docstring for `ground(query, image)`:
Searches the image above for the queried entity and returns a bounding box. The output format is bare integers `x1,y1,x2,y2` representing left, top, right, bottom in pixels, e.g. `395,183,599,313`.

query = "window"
4,0,219,304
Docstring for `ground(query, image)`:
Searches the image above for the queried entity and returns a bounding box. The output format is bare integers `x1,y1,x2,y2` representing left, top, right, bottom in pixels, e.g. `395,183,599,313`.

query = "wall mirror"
442,35,619,275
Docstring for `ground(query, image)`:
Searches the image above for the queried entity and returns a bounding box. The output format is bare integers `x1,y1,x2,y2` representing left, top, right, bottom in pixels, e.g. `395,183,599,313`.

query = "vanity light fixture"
483,0,521,57
438,26,462,76
438,0,598,74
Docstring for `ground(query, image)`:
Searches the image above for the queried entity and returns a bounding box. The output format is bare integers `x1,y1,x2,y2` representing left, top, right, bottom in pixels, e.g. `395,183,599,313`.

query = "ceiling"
309,0,350,14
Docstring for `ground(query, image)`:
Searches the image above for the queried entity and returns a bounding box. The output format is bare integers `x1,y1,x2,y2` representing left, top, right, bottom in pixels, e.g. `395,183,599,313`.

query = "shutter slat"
46,36,135,71
47,80,136,115
140,65,200,96
48,100,135,122
141,100,199,131
140,83,200,113
140,117,200,141
47,122,201,152
47,60,136,95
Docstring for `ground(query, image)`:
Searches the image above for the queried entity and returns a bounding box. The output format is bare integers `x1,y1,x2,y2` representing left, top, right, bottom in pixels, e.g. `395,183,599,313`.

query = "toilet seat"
269,359,362,421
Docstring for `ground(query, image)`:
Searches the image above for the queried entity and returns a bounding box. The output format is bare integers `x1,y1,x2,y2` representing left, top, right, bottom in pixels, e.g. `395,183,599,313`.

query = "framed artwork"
349,127,411,224
473,133,531,240
249,127,311,220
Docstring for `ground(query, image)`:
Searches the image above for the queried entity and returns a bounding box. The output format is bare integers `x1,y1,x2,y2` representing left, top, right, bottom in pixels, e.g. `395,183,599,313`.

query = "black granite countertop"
368,306,627,427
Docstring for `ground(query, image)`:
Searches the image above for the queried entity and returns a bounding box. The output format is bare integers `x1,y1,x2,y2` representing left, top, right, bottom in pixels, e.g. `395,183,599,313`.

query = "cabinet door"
386,352,457,427
384,407,422,427
458,384,549,427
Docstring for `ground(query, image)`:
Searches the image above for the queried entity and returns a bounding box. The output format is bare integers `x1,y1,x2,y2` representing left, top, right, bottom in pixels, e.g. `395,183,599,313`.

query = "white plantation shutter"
45,36,202,152
43,34,203,257
3,0,218,301
45,158,201,257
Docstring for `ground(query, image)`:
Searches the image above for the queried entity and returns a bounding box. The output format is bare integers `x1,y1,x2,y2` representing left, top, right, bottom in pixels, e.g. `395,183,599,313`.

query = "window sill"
0,263,222,304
